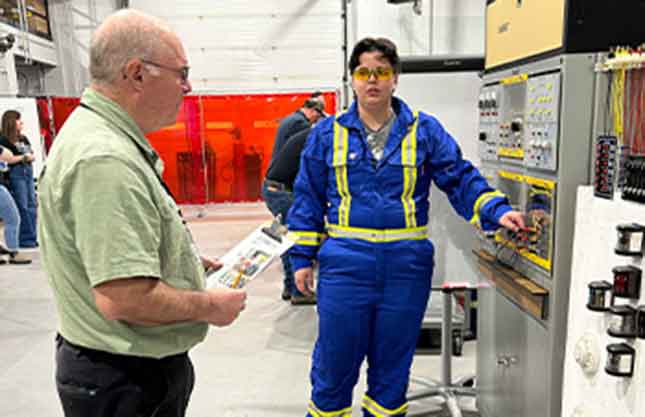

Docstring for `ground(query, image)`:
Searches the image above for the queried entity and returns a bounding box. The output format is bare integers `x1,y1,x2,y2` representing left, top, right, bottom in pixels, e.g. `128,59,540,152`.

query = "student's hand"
202,256,223,273
499,211,526,233
203,287,247,327
295,267,315,296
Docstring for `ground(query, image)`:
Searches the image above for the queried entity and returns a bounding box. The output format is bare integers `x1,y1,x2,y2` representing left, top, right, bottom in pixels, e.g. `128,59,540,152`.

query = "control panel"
478,86,501,162
478,72,561,172
525,74,560,171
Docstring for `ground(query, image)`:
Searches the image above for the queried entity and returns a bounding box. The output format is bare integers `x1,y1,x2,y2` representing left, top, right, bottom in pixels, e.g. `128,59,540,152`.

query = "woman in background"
0,144,31,263
0,110,38,248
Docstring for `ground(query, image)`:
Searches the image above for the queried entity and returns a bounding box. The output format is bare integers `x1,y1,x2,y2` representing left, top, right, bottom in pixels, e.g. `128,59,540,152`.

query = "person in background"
263,126,313,305
269,93,326,167
288,37,525,417
264,93,326,302
0,145,32,264
0,110,38,248
38,9,246,417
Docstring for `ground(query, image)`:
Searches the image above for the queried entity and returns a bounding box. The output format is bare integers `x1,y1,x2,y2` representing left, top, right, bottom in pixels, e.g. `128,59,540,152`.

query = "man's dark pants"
55,334,194,417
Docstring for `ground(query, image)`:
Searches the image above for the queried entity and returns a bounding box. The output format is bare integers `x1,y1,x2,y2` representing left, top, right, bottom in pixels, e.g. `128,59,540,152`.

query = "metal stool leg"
407,286,477,417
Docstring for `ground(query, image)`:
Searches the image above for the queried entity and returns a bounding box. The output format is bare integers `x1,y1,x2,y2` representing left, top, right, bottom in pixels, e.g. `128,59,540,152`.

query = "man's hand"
295,267,315,296
202,287,247,327
499,211,526,233
201,256,223,273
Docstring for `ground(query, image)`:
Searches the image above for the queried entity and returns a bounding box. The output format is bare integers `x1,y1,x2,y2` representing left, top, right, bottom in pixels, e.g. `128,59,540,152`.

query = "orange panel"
48,91,337,204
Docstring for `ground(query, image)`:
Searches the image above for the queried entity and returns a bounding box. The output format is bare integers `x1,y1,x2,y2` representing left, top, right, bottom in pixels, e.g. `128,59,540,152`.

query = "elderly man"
38,9,246,417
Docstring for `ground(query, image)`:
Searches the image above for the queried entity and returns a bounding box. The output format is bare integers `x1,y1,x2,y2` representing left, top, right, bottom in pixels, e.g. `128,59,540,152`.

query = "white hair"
89,9,173,86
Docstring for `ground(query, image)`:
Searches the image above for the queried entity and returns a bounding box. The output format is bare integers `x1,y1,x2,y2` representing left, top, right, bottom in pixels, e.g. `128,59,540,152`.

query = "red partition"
51,97,81,134
36,98,53,154
45,91,337,203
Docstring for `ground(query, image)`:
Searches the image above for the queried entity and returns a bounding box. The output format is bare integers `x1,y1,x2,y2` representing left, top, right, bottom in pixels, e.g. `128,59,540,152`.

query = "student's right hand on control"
204,287,247,327
295,267,315,296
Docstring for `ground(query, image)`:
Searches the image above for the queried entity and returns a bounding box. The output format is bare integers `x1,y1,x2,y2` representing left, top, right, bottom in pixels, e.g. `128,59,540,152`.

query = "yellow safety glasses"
352,66,394,81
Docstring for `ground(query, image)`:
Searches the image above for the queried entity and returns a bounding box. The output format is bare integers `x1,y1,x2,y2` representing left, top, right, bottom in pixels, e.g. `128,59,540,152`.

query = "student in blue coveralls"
287,37,525,417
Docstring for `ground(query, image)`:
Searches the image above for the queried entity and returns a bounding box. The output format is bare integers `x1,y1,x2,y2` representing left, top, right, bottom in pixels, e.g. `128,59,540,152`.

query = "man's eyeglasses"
352,66,394,81
141,59,190,83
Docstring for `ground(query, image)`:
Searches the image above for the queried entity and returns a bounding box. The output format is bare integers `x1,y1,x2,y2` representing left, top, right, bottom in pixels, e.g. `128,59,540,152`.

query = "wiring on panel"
595,45,645,198
601,46,645,154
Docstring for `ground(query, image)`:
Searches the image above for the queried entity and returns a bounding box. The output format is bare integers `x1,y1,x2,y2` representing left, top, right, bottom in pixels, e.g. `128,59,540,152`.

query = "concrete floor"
0,203,478,417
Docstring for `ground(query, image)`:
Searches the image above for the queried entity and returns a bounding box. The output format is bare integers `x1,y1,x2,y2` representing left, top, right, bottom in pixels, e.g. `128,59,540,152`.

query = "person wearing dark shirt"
264,95,325,304
0,110,38,248
269,96,325,167
265,127,310,191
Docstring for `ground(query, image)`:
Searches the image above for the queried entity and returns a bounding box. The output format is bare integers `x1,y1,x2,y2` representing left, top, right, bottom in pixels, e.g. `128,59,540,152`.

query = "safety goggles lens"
353,67,394,81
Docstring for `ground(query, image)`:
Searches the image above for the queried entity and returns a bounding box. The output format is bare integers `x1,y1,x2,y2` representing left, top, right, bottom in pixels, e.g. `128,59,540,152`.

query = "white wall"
45,1,486,97
349,0,484,56
130,0,343,93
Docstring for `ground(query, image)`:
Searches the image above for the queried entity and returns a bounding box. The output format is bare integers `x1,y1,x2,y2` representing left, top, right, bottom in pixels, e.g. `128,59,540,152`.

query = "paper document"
206,217,296,289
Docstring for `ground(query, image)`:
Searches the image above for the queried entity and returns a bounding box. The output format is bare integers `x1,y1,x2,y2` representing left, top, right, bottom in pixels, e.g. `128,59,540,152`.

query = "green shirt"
38,88,208,359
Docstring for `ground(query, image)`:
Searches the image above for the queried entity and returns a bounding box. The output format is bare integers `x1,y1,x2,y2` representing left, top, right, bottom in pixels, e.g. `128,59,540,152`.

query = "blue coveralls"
288,98,511,417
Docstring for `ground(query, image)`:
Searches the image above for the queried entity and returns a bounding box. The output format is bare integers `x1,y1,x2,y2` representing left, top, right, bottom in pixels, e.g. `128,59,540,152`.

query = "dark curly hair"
348,37,401,75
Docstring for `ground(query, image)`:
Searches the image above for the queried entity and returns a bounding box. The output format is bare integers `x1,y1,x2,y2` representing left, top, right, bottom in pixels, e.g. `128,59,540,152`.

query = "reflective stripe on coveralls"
469,190,506,227
326,224,427,243
333,120,351,226
362,394,408,417
291,230,325,246
400,112,419,228
308,401,352,417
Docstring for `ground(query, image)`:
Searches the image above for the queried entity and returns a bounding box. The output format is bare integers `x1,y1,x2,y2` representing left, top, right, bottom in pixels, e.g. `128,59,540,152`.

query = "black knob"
511,120,522,132
479,132,487,141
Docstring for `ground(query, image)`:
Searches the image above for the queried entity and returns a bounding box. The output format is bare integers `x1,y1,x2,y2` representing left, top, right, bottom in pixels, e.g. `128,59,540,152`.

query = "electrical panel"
479,72,561,172
477,70,564,279
476,54,596,417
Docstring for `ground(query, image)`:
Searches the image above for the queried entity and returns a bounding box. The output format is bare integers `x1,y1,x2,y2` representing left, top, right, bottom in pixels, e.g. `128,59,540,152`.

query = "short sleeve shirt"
38,88,208,359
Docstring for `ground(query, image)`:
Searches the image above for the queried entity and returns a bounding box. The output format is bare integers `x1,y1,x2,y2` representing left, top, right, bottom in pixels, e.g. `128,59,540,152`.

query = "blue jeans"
262,183,302,297
0,184,20,251
9,164,37,247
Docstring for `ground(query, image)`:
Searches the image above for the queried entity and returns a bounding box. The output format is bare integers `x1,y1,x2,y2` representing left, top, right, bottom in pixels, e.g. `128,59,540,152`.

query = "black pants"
55,334,195,417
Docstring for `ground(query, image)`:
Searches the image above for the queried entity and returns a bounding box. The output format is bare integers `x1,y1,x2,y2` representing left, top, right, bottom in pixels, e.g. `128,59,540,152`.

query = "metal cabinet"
478,287,548,417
